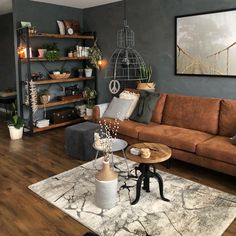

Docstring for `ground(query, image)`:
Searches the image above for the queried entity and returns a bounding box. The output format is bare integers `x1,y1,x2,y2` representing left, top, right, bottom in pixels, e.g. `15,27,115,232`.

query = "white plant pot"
85,68,93,77
8,126,23,140
86,108,93,117
95,178,118,209
38,49,47,58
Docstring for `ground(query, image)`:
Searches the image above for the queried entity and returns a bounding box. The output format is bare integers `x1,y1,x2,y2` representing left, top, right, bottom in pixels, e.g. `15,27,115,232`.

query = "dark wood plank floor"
0,122,235,236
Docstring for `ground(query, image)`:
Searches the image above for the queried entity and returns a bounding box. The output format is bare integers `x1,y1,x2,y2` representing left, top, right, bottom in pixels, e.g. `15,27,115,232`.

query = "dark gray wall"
12,0,84,114
0,13,16,90
84,0,236,103
13,0,83,32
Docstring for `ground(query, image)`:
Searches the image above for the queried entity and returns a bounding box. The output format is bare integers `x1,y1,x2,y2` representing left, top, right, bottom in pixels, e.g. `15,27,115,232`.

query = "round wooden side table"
125,142,172,205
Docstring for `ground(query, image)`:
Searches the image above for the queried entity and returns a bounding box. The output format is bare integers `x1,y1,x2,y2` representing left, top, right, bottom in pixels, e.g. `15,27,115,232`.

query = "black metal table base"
131,163,170,205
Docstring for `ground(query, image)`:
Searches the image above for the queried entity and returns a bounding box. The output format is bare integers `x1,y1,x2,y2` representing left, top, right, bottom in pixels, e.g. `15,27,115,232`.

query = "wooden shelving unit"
37,98,86,109
21,57,89,62
17,27,97,134
33,118,84,133
29,33,94,40
31,77,95,85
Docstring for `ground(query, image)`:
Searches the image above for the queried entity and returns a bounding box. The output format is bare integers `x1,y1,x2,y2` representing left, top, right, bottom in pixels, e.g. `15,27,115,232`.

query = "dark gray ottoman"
65,122,100,161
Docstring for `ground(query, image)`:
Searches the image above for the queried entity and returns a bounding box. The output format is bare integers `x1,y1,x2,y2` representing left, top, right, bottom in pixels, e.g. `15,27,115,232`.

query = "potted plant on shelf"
85,65,93,78
66,46,75,58
43,43,60,62
88,40,102,69
39,89,50,104
82,87,97,117
78,68,84,78
137,65,156,91
8,103,24,140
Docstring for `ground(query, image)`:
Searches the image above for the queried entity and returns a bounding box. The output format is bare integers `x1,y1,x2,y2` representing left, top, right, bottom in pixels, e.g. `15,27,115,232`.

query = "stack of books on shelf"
35,119,50,128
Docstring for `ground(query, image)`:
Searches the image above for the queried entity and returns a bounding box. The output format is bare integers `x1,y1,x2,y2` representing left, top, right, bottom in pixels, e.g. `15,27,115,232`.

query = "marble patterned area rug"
29,156,236,236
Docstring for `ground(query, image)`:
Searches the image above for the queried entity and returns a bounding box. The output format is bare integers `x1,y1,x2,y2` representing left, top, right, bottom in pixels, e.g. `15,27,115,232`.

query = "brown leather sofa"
93,92,236,177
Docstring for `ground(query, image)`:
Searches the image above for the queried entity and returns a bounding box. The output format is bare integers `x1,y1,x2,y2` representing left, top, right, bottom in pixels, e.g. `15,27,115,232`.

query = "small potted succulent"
137,65,156,91
8,103,24,140
85,65,93,78
82,87,97,116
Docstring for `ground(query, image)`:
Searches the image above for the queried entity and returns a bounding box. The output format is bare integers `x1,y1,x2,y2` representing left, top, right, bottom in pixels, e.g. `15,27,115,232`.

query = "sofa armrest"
92,103,109,122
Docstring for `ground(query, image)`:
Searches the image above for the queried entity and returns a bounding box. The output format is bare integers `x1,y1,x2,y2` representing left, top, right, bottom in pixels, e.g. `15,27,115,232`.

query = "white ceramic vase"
95,159,118,209
8,126,23,140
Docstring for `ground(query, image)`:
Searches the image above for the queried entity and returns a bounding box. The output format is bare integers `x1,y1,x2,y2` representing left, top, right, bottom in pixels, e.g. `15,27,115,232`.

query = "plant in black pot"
8,103,24,140
43,43,60,62
78,68,84,78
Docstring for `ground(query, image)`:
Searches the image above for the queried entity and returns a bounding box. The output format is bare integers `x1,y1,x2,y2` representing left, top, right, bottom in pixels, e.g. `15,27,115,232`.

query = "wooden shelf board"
29,33,94,40
37,98,86,109
33,118,84,133
21,57,89,62
32,77,95,85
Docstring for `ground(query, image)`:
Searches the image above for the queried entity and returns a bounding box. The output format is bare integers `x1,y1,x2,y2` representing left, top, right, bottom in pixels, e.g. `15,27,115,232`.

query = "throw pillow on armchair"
130,91,159,124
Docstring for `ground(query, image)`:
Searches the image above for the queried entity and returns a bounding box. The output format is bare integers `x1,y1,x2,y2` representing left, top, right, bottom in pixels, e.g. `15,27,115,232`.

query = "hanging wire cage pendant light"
105,0,147,94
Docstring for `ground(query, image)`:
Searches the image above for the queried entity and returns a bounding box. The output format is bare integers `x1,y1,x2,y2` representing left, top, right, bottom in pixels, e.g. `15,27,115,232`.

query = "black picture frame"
175,8,236,77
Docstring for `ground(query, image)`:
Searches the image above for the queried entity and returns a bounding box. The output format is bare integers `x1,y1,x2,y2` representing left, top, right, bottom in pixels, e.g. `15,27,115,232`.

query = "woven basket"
49,73,70,80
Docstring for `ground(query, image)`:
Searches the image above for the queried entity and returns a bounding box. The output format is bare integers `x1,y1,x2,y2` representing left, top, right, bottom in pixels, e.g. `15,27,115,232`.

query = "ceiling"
31,0,122,9
0,0,12,15
0,0,122,15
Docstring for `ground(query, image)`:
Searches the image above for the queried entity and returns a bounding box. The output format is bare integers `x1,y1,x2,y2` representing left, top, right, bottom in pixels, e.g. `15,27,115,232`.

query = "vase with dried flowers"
95,118,120,209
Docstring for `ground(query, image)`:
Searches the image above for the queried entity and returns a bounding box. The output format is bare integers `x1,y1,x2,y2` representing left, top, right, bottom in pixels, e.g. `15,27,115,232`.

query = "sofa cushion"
162,94,220,135
139,124,213,153
119,90,140,119
103,97,133,121
219,99,236,137
196,136,236,165
98,118,156,139
151,93,167,124
130,91,159,124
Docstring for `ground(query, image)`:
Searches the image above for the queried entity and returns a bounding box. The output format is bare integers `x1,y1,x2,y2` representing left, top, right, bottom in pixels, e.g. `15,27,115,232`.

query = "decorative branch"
29,80,38,113
97,117,120,162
